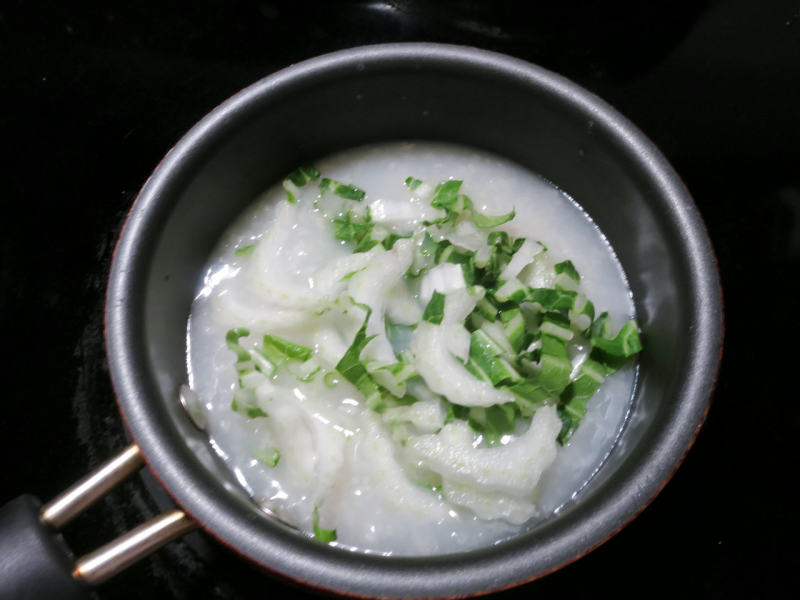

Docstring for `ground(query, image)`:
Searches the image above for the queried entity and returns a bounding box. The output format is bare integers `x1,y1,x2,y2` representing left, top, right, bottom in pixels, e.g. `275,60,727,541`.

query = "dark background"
1,0,798,598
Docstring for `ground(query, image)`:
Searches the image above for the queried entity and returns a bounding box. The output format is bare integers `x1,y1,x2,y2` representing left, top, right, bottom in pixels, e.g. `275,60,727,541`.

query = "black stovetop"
2,1,798,598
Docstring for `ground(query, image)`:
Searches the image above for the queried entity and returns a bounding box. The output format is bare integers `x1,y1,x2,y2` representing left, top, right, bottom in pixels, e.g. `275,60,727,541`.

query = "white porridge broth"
186,141,641,555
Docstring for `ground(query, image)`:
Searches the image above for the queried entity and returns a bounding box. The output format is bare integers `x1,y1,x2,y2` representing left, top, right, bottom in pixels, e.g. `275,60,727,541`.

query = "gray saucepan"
0,43,723,599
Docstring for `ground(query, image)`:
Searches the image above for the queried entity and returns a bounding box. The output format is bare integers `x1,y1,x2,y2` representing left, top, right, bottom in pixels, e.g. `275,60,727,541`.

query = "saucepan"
0,43,723,599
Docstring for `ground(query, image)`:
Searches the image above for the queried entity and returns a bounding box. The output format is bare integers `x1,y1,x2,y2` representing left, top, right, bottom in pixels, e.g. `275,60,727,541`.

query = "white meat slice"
403,405,561,497
411,321,515,407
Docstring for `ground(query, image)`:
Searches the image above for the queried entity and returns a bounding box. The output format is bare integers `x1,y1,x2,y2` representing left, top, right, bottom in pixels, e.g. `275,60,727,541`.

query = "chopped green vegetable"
540,312,574,343
554,260,580,282
500,308,527,352
422,291,446,325
263,334,312,362
406,232,440,278
231,389,268,419
444,400,470,424
475,297,498,321
335,306,385,410
225,328,258,384
234,244,257,257
557,359,607,443
275,166,645,449
426,180,514,229
319,177,366,201
225,328,252,362
538,334,572,395
487,231,515,253
312,506,337,542
381,231,413,250
504,380,550,417
253,334,312,378
468,329,521,386
431,180,463,212
245,405,267,418
286,164,320,186
290,363,322,383
333,209,379,253
254,447,280,467
591,320,642,358
471,207,515,229
371,361,418,398
570,294,595,330
591,312,612,338
467,403,518,446
527,288,578,311
283,164,320,203
494,278,528,304
340,267,367,282
405,176,423,190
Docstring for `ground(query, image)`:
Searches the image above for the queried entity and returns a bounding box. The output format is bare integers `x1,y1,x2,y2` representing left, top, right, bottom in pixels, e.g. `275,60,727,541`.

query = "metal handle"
41,445,145,529
41,444,198,586
73,509,196,585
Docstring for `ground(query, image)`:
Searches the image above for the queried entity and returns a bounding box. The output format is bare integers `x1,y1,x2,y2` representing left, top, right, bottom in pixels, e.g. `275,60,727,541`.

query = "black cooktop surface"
2,1,798,598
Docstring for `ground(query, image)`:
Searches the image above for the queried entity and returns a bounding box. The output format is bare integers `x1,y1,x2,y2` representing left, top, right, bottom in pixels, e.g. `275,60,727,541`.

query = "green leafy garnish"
557,359,607,443
335,306,384,410
504,380,550,417
263,334,312,362
426,179,514,229
270,166,645,447
312,506,337,543
231,390,268,419
405,176,423,190
471,207,515,229
538,334,573,395
340,267,367,282
286,164,321,186
252,333,312,377
333,209,379,253
431,180,463,212
591,320,642,358
254,447,281,467
406,232,438,278
467,403,519,446
246,406,267,418
225,328,257,384
226,328,252,362
467,329,520,386
381,231,413,250
422,291,446,325
320,177,366,201
444,400,470,424
234,244,257,257
526,288,578,311
554,260,580,282
283,164,320,203
292,364,322,383
571,294,595,328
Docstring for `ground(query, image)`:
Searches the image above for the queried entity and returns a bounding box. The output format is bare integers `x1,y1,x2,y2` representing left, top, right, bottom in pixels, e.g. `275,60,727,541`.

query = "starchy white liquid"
187,141,636,555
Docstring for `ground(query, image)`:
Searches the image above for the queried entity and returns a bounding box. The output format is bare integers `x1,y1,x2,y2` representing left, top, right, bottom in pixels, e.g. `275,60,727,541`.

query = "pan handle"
0,444,197,599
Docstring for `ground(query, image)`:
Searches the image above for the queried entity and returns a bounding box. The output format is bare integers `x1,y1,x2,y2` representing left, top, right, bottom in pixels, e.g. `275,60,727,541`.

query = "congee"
185,141,641,555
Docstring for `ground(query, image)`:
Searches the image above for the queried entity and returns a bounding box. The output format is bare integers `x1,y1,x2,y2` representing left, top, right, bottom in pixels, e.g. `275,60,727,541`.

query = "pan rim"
105,42,723,598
